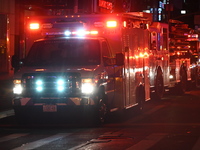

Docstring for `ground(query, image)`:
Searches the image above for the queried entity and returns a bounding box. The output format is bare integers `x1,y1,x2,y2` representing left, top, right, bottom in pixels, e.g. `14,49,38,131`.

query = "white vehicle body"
12,13,170,122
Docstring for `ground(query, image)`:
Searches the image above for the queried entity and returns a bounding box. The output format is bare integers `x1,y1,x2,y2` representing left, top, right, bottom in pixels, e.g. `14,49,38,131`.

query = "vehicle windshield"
25,39,100,66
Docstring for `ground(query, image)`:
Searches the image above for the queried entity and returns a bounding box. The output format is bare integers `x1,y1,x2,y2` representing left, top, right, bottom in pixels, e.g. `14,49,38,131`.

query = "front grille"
21,72,81,97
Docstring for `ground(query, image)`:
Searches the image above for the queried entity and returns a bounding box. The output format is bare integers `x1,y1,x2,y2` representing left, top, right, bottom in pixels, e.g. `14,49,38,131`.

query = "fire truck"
169,20,200,93
11,12,171,123
187,34,200,88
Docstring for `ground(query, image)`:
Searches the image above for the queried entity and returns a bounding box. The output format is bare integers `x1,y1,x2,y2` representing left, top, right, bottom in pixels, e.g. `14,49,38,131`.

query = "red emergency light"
45,30,98,37
65,30,98,36
29,23,40,30
106,21,117,28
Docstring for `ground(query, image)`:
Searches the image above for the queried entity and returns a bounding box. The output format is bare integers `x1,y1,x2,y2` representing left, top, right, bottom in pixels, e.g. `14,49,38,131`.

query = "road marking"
68,132,116,150
68,141,91,150
0,109,15,119
12,133,71,150
126,133,167,150
0,133,29,143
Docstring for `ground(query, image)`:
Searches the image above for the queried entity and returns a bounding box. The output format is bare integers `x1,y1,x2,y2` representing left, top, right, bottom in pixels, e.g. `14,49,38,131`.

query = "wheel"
96,99,107,124
154,70,164,100
136,85,145,112
82,98,107,126
94,86,108,124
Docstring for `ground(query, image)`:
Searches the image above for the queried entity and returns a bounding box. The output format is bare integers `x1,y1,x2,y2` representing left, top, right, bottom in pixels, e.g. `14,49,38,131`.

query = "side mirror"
11,55,20,68
116,53,124,66
103,56,111,66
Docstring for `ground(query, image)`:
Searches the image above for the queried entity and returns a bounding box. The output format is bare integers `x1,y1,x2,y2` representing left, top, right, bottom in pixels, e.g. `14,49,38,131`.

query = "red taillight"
29,23,40,30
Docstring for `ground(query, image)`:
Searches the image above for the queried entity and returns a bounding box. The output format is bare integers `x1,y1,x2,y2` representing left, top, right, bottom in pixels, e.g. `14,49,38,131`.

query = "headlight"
57,79,65,92
13,79,23,94
36,80,43,85
35,79,66,92
169,75,174,79
81,79,95,94
35,79,43,92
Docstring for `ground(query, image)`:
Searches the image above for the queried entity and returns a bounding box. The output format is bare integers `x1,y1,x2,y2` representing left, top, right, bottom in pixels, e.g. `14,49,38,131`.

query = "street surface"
1,83,200,149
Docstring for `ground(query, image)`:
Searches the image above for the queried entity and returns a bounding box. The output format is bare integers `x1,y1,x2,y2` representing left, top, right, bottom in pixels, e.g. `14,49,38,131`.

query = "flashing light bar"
188,34,198,38
29,20,117,31
30,23,40,29
44,30,98,37
64,30,98,36
187,34,199,41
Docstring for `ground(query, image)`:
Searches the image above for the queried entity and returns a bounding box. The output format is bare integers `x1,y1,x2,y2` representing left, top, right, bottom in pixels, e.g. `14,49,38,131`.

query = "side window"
102,41,112,66
102,41,111,57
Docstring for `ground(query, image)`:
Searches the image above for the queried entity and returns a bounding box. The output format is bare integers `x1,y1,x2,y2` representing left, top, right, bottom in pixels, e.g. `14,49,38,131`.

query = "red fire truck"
11,12,171,123
187,34,200,88
169,21,200,93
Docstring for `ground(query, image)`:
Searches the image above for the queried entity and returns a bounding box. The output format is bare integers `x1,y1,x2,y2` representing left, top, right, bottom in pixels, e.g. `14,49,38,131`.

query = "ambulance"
12,12,169,123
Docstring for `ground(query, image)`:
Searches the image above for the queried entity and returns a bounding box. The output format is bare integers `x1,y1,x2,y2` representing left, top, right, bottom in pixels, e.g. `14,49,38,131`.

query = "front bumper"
13,96,97,115
13,97,99,121
13,96,96,106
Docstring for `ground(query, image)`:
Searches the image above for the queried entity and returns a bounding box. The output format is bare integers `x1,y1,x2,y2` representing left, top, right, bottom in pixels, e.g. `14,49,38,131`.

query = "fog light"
13,79,23,94
169,75,174,79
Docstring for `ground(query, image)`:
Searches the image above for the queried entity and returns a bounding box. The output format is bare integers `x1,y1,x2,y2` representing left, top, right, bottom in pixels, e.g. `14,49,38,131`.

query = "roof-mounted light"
64,30,98,36
29,23,40,30
64,31,71,36
106,21,117,28
90,31,98,34
73,30,87,36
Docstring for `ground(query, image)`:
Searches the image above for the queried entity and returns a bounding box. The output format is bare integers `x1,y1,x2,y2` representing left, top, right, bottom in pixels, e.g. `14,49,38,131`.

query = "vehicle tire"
82,97,107,126
136,85,145,112
95,86,108,124
96,98,107,124
154,70,164,101
83,86,108,125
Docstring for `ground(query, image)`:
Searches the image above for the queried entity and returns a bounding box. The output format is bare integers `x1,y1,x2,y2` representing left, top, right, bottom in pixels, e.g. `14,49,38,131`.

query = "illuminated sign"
99,0,113,10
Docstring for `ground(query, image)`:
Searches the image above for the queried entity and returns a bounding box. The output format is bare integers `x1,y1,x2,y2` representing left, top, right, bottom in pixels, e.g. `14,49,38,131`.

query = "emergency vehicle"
11,12,170,123
169,20,200,93
187,34,200,88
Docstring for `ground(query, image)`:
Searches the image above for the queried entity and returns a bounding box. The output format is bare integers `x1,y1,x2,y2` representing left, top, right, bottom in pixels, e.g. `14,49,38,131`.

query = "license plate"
43,105,57,112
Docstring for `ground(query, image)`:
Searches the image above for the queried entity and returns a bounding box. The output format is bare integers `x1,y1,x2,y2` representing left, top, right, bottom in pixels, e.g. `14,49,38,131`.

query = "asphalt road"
1,83,200,149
